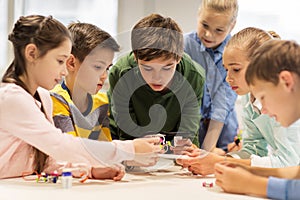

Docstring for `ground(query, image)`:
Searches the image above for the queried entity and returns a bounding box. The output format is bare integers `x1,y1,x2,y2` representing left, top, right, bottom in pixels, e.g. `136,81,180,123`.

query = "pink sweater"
0,83,134,179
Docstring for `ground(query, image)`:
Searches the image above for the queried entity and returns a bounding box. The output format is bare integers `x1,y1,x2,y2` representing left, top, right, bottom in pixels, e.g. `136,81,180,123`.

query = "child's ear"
279,71,295,91
24,44,38,62
176,57,182,64
133,54,138,63
66,54,76,72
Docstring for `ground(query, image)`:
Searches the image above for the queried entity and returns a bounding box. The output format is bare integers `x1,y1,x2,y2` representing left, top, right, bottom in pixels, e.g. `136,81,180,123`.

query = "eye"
202,23,209,29
57,60,64,65
216,29,224,33
233,68,240,72
94,65,103,70
143,67,152,71
162,67,172,71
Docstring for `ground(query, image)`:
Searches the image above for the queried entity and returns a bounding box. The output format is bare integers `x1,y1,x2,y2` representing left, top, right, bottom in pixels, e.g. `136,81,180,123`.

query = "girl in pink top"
0,15,160,180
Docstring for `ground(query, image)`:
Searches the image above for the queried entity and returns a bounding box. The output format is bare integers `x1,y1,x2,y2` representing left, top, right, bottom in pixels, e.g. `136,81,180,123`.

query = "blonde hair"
225,27,280,61
199,0,239,21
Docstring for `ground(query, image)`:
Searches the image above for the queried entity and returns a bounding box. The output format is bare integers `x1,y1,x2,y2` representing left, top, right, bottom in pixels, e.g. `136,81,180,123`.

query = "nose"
226,72,233,83
152,71,161,82
261,106,268,115
61,64,68,76
204,30,212,38
100,69,108,80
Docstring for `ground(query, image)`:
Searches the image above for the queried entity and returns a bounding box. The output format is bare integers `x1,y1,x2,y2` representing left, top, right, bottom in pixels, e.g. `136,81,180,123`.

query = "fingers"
182,146,195,153
215,179,223,187
113,168,125,181
139,137,161,144
175,138,192,146
214,164,224,175
133,138,161,154
131,151,159,167
185,148,204,157
176,158,191,168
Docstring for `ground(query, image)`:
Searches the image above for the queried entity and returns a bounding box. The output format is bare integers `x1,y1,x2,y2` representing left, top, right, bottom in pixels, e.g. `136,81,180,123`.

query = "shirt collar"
245,93,262,115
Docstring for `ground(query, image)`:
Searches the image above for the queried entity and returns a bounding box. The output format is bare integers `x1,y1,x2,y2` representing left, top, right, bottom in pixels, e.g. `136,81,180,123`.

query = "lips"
203,38,213,44
150,83,164,91
231,86,238,90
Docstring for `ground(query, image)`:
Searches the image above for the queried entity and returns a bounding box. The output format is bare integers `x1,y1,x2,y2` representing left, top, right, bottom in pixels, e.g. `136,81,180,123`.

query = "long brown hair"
2,15,71,173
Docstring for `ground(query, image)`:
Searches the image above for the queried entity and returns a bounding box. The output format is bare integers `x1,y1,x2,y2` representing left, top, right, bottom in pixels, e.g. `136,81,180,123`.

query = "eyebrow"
201,20,225,29
94,60,113,67
228,62,242,66
60,55,69,58
94,60,106,64
140,63,175,68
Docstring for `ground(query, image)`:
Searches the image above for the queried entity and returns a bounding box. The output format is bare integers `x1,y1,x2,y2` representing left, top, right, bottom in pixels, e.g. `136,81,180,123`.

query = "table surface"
0,161,268,200
0,159,268,200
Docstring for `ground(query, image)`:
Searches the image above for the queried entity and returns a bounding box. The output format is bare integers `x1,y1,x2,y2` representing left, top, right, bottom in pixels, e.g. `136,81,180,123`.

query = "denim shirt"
268,177,300,200
184,31,238,148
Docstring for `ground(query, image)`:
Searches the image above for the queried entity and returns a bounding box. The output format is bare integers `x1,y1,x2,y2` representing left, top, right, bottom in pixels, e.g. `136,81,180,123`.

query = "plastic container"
61,170,72,189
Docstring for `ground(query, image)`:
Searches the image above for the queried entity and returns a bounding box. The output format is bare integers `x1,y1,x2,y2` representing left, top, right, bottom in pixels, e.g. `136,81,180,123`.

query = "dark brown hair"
131,13,183,62
2,15,71,173
68,22,120,62
246,40,300,86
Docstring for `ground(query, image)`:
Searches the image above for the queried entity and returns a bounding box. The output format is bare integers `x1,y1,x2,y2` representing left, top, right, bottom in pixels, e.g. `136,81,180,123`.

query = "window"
0,0,118,76
233,0,300,41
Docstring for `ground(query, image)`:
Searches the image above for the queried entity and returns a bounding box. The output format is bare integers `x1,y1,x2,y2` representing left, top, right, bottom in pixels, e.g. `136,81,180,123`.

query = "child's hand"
170,138,194,155
227,136,243,152
91,164,125,181
130,138,161,167
214,162,265,195
176,150,219,176
212,147,226,155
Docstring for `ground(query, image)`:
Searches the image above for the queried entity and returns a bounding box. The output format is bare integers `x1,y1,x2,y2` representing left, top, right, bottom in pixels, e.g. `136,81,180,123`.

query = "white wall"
115,0,201,59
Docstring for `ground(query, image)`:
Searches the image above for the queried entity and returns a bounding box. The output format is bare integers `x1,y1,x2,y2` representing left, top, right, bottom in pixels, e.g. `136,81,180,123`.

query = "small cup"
173,136,183,147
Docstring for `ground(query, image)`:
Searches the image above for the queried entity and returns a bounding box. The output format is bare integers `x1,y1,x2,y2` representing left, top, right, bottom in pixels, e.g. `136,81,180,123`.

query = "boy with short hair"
108,14,205,147
51,22,119,141
215,40,300,200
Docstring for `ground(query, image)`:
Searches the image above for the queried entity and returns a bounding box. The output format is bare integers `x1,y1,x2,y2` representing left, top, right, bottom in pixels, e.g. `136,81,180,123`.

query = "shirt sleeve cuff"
226,152,241,159
250,154,272,167
227,150,251,159
267,176,288,200
210,108,228,122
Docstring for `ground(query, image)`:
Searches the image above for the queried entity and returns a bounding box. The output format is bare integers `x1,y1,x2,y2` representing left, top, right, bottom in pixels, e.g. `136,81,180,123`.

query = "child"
215,40,300,199
176,27,300,175
51,22,118,141
0,15,160,180
108,14,205,148
184,0,239,155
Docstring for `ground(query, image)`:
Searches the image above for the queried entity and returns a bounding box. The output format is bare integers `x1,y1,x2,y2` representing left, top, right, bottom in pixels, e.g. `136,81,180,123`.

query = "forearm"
241,166,300,179
202,120,224,151
225,156,251,166
276,166,300,179
247,175,268,197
